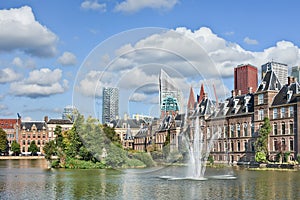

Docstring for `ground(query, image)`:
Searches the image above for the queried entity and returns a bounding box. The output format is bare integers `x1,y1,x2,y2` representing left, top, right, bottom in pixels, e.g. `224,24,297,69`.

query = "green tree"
0,128,8,154
255,117,271,162
43,140,57,160
11,140,20,156
28,141,39,155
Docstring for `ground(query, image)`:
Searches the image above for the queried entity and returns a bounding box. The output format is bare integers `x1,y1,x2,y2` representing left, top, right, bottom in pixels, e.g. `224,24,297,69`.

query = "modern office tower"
291,66,300,81
234,64,258,95
261,61,288,86
159,69,183,116
62,105,78,122
102,87,119,124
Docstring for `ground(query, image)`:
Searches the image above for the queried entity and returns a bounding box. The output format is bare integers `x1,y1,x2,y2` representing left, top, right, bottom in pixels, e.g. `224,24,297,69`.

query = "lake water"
0,159,299,200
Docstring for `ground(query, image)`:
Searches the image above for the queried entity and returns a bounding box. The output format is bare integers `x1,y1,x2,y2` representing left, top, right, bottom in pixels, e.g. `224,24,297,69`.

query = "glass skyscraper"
102,87,119,124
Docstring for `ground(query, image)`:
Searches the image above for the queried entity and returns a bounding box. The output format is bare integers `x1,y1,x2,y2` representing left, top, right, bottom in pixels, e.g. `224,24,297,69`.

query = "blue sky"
1,0,300,121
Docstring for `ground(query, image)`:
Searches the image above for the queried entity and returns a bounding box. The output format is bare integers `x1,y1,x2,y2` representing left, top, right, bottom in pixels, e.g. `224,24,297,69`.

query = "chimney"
231,90,236,98
248,87,253,94
203,92,208,100
44,116,48,123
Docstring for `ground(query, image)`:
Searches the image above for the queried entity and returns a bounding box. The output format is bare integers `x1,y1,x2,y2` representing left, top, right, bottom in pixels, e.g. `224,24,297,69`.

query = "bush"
132,152,155,167
126,158,146,168
255,151,267,163
65,158,106,169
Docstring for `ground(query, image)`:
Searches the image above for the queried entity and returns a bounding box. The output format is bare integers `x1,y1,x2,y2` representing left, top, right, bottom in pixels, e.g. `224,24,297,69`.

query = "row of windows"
273,138,294,151
273,122,294,135
213,140,255,152
273,106,294,119
207,123,254,139
22,134,46,139
22,140,46,145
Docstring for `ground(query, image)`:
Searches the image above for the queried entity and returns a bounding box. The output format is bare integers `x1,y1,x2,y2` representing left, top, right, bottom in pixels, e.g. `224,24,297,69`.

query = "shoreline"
0,156,45,160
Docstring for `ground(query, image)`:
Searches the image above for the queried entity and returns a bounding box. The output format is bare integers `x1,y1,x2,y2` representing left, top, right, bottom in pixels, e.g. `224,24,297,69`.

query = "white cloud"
0,68,22,84
10,68,68,98
57,51,77,66
12,57,36,69
81,0,106,12
244,37,258,45
115,0,178,13
0,104,7,110
0,6,58,57
129,92,147,102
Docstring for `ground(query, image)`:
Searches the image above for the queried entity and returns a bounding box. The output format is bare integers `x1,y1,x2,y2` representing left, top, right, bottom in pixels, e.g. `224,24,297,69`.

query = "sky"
1,0,300,121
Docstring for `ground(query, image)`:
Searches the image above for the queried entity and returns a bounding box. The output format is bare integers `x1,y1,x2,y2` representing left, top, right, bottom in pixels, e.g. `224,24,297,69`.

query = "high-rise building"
234,64,258,95
102,87,119,124
62,105,78,122
291,66,300,81
159,69,183,116
261,61,288,86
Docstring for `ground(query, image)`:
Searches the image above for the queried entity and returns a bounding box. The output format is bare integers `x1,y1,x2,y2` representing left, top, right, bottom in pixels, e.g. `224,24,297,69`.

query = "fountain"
159,115,236,181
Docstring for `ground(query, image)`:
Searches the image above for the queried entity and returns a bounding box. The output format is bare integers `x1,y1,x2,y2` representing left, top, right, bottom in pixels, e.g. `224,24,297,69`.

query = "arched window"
237,123,241,137
281,122,286,135
243,122,248,137
273,123,278,135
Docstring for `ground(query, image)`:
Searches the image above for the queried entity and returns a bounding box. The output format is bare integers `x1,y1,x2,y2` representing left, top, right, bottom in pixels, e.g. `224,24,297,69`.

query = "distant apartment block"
291,66,300,81
102,87,119,124
234,64,258,95
62,105,78,122
261,61,288,86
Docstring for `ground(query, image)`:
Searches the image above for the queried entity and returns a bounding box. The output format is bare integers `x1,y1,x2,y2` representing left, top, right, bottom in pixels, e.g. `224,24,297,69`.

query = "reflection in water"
0,160,300,199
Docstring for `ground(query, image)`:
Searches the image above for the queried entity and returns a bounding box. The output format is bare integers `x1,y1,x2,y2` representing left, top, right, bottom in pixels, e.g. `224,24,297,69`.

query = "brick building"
0,119,20,153
234,64,258,95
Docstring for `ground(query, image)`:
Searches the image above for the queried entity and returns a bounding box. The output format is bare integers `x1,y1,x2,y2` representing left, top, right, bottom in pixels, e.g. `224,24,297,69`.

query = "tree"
43,140,57,160
0,128,8,154
11,140,20,156
28,141,39,155
255,117,271,162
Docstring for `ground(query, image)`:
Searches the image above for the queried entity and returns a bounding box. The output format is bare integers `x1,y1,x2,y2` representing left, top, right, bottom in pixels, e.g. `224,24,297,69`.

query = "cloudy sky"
1,0,300,121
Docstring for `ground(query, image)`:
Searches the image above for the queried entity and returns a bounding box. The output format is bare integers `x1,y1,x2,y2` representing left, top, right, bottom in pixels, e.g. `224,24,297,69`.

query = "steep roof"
272,81,300,106
47,119,73,125
110,118,146,129
21,122,47,131
257,70,281,92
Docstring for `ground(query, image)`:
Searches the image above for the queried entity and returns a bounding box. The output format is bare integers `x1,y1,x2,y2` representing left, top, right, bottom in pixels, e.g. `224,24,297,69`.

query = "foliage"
151,151,163,160
104,143,128,168
255,151,267,163
131,152,155,167
0,128,8,153
65,158,105,169
11,140,20,156
28,141,39,155
255,117,271,162
125,158,146,168
43,140,57,160
283,151,290,163
166,150,183,163
208,155,214,165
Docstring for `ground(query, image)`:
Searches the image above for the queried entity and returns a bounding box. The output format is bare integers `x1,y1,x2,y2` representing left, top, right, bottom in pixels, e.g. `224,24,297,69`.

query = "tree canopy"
255,117,271,162
0,128,8,154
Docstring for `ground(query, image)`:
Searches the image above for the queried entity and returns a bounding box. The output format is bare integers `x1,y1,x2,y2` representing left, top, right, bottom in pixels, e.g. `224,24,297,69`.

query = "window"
289,106,294,117
273,123,278,135
274,139,278,151
231,142,234,151
258,109,264,120
282,139,286,151
258,94,264,104
281,107,286,118
243,123,248,137
289,122,294,134
230,124,234,138
237,141,240,151
237,124,241,137
273,108,278,119
244,141,248,152
282,122,286,135
290,139,294,151
224,125,228,138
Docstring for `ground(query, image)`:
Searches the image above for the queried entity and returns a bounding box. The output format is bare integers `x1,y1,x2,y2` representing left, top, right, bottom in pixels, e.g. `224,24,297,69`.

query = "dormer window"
287,90,293,101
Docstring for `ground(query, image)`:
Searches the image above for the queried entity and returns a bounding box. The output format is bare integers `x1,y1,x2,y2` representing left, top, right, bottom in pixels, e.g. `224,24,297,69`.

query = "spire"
198,83,205,103
187,86,196,110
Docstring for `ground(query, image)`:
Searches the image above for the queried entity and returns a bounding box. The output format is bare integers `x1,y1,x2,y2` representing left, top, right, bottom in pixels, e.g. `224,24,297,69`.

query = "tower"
261,61,288,86
159,69,183,116
234,64,258,95
102,87,119,124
